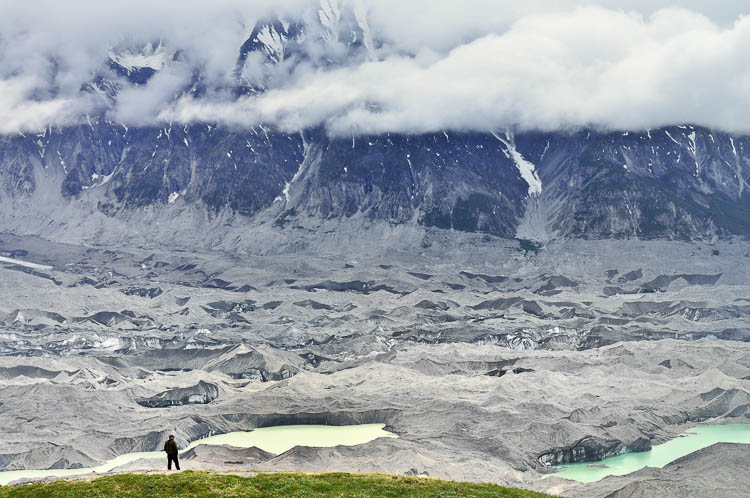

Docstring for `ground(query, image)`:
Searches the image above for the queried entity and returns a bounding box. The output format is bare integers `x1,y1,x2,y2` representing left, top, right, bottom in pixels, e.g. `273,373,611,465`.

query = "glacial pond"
0,423,397,485
552,424,750,483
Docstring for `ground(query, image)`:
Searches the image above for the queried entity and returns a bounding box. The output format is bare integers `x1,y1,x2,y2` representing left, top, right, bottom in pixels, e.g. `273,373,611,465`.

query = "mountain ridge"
1,123,749,248
2,6,750,246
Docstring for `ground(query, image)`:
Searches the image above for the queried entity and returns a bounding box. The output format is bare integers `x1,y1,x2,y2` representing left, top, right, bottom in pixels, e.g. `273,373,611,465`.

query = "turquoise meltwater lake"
551,424,750,483
0,423,397,486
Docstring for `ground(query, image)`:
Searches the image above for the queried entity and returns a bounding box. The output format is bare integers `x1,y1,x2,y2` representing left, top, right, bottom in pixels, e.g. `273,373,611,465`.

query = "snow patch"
541,139,550,161
664,130,680,146
687,131,698,176
96,337,121,351
319,0,341,44
352,0,375,59
0,256,53,270
107,41,173,73
280,132,310,203
256,24,287,63
491,129,542,196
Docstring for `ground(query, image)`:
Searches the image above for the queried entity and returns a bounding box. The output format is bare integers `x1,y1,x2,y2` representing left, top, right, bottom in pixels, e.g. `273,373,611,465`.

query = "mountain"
3,4,750,496
2,121,749,248
1,2,750,248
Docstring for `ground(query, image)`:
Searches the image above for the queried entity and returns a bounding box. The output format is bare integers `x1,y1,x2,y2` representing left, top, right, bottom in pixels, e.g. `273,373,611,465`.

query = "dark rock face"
537,436,652,466
519,128,750,240
4,122,750,244
485,367,534,377
2,10,750,245
294,300,334,311
415,300,450,311
302,133,528,237
136,380,219,408
460,272,508,284
121,288,163,299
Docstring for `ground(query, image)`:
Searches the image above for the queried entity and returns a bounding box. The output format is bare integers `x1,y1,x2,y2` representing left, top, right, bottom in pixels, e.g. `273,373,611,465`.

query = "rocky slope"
0,234,749,498
1,4,749,246
2,123,749,247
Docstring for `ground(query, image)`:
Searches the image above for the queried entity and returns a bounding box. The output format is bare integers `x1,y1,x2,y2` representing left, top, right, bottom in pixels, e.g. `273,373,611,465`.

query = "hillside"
0,471,556,498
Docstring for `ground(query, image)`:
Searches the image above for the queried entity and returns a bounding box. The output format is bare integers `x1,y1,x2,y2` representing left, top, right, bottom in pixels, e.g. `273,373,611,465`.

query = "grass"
0,471,558,498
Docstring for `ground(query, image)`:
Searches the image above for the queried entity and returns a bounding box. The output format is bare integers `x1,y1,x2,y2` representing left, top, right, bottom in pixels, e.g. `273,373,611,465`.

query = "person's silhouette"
163,435,180,470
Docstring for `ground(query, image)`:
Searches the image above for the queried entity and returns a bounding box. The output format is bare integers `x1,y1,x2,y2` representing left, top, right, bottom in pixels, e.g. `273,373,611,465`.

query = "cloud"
111,63,196,125
1,1,750,135
0,77,74,134
165,6,750,135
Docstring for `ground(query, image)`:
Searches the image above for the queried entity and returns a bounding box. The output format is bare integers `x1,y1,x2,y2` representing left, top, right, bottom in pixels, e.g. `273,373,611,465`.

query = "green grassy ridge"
0,471,558,498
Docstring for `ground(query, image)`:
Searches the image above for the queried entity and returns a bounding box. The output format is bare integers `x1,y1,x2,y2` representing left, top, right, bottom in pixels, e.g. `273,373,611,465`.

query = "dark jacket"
164,440,179,456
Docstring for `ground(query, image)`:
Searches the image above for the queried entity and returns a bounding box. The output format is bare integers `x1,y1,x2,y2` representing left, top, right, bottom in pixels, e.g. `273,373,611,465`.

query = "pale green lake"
551,424,750,483
0,423,397,486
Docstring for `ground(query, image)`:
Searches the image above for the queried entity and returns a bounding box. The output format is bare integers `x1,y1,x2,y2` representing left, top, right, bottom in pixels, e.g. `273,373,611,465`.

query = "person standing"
163,435,180,470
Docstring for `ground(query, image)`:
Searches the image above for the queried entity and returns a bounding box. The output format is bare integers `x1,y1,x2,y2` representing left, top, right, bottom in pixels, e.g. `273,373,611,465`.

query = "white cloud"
164,6,750,135
1,1,750,134
0,77,73,134
111,63,195,125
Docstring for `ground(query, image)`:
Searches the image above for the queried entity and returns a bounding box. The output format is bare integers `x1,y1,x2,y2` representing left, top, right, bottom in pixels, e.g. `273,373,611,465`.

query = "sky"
0,0,749,135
